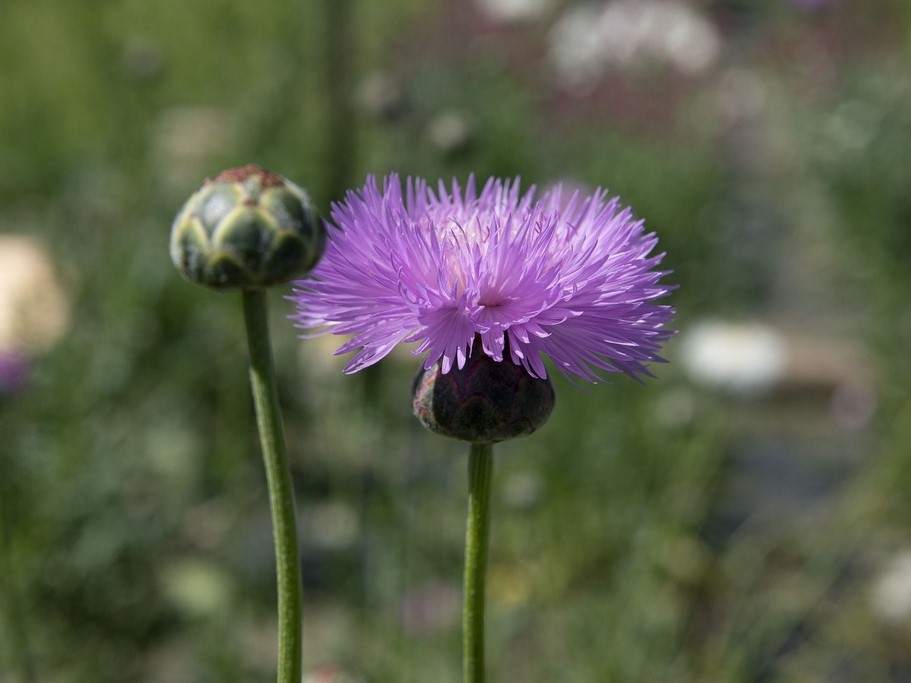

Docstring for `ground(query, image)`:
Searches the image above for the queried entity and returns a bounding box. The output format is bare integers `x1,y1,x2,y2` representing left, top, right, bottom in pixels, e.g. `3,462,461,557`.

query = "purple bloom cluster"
289,174,675,384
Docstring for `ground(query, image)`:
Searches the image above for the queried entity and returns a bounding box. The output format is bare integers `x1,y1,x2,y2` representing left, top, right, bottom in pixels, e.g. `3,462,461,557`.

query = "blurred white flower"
871,550,911,627
680,320,787,395
549,0,721,85
0,235,71,356
475,0,554,23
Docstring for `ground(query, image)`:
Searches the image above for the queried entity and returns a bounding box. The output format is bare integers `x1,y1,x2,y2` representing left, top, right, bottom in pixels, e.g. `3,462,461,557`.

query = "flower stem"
242,290,302,683
463,442,494,683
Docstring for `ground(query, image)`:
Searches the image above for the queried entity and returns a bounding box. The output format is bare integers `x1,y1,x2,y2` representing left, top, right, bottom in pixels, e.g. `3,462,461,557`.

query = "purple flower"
0,351,29,394
289,174,675,383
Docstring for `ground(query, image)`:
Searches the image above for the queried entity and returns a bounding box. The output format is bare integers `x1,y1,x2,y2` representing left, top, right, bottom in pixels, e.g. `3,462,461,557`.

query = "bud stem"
242,290,303,683
463,442,494,683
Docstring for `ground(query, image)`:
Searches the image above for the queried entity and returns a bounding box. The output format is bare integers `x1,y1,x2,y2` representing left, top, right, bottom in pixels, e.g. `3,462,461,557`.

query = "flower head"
171,165,324,290
289,174,675,384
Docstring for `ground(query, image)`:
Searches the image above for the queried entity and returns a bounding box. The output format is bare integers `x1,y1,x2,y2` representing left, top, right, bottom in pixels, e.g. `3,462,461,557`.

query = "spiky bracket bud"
412,352,555,444
170,165,325,290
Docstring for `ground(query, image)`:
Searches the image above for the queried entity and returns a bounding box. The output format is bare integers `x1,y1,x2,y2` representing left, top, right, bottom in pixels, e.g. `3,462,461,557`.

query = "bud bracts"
412,350,555,444
171,165,324,290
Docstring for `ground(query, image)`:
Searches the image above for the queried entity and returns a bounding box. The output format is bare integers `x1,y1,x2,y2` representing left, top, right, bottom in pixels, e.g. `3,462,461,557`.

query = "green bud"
170,165,325,290
412,352,555,444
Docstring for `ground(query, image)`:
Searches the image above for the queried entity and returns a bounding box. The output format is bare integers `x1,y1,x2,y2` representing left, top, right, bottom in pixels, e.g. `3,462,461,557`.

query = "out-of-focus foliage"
2,0,911,681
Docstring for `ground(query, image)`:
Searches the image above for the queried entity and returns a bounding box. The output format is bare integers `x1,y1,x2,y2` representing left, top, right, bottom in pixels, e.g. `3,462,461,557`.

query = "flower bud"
170,165,325,290
412,352,555,444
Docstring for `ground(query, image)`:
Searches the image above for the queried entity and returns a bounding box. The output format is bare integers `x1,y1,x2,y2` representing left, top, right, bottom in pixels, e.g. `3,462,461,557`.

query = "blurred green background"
2,0,911,681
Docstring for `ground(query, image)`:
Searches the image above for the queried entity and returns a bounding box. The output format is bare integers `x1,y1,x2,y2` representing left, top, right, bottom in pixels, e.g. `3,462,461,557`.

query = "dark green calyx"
411,352,555,444
170,165,325,290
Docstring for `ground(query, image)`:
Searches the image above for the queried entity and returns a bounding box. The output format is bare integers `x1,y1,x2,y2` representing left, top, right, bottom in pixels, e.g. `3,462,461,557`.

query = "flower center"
478,295,503,308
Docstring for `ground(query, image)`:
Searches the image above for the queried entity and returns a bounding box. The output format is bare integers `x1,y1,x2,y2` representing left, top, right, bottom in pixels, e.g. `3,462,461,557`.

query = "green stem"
463,442,494,683
242,290,303,683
